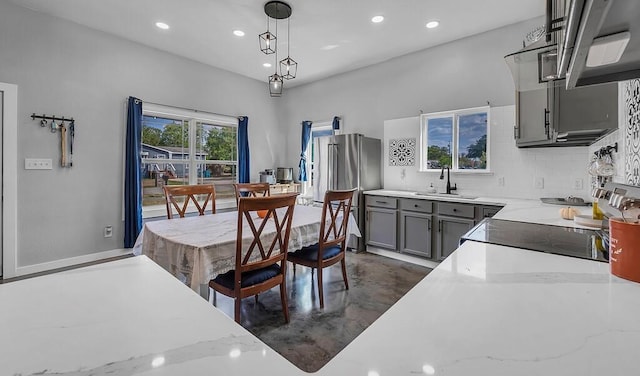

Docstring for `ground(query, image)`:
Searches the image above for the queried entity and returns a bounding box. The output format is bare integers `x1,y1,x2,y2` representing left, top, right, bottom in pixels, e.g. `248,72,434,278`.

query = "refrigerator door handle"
327,143,333,192
332,143,339,190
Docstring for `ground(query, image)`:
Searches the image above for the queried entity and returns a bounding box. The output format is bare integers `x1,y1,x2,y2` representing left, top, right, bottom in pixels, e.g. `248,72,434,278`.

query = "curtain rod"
310,116,341,124
143,100,242,120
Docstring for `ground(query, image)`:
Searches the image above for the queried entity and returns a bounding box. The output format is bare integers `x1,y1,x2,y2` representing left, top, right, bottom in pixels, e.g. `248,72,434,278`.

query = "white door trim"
1,82,18,279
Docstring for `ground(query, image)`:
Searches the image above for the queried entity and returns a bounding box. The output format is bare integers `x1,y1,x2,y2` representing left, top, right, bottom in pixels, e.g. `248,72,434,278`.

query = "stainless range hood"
559,0,640,89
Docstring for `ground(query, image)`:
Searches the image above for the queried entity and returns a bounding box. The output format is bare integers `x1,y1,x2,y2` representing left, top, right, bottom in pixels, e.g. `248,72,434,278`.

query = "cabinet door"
516,88,551,146
555,82,618,134
366,207,397,250
400,212,432,258
436,216,475,261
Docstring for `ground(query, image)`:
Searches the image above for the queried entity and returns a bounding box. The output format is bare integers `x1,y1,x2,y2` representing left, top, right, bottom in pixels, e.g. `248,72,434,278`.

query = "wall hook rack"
31,113,75,123
595,142,618,157
31,113,76,168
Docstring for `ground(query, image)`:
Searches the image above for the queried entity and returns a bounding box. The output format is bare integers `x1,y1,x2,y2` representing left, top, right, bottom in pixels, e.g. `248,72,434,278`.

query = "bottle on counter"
592,201,604,220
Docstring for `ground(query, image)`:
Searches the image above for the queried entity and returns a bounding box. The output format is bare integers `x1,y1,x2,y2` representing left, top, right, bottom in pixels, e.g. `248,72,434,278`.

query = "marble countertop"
364,189,597,229
3,245,639,375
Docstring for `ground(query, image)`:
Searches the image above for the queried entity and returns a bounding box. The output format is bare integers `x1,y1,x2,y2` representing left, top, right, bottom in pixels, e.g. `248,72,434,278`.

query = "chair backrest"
235,193,297,274
233,183,271,205
163,184,216,219
318,189,357,249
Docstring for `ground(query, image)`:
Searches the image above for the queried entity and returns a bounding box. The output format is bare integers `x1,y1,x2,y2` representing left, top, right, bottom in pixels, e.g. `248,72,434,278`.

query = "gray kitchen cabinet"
365,196,398,251
436,216,475,261
515,80,618,147
478,205,504,221
435,202,476,261
399,199,433,258
515,87,551,146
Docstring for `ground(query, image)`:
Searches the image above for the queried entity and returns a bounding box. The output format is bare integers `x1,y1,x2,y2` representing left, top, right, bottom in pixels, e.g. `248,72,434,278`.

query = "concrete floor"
210,252,431,372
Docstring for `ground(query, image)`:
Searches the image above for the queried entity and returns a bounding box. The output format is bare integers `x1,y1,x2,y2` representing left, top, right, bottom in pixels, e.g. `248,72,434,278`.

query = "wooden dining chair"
209,193,297,324
287,188,356,308
233,183,271,205
163,184,216,219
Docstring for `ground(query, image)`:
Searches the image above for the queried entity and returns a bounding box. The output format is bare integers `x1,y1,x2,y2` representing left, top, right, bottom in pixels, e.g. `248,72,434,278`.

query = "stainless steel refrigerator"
313,134,381,250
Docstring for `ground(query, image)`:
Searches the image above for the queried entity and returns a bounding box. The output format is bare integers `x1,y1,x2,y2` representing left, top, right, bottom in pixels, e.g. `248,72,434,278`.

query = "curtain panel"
238,116,250,183
124,97,143,248
298,121,313,181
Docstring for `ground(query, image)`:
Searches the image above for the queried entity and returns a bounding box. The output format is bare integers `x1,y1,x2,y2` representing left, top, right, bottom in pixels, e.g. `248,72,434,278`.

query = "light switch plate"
25,158,52,170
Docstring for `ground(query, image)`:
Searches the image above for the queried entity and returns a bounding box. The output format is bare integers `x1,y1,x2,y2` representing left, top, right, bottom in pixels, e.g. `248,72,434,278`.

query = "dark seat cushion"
212,264,281,290
288,243,342,262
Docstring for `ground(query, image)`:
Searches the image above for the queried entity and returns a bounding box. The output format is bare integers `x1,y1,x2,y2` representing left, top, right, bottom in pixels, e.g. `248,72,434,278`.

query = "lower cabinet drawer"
438,202,475,218
366,196,398,209
400,199,433,213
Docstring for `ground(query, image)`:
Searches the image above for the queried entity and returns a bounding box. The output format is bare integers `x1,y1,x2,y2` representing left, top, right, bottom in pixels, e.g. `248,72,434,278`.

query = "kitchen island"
2,242,639,375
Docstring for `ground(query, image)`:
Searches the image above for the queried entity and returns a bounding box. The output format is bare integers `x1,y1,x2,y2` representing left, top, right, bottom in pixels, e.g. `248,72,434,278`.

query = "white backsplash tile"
383,105,591,200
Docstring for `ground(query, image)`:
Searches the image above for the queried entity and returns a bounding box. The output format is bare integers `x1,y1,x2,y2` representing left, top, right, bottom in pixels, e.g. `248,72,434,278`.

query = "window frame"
419,106,490,173
141,103,238,218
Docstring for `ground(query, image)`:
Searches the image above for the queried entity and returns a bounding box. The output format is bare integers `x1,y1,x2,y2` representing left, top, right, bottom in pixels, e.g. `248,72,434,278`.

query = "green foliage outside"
427,145,451,168
142,124,235,162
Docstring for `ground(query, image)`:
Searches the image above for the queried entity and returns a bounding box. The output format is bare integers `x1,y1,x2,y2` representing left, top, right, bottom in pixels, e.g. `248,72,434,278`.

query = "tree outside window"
421,107,489,172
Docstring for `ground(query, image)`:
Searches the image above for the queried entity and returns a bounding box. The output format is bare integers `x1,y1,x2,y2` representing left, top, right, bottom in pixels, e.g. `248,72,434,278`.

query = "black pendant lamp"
259,1,295,96
280,17,297,80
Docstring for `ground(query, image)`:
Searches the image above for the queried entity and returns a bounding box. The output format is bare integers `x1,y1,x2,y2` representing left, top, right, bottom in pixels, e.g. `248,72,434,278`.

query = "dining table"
134,205,361,297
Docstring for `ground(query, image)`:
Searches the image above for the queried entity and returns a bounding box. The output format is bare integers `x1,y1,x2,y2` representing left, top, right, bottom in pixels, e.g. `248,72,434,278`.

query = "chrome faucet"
440,166,457,194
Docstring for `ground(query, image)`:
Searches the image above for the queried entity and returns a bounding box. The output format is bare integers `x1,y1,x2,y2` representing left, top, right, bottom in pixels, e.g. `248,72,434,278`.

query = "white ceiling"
9,0,544,87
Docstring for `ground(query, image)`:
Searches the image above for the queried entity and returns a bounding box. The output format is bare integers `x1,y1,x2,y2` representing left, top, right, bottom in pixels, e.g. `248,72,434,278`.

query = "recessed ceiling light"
321,44,340,51
263,63,272,68
155,22,170,30
371,15,384,23
233,30,245,37
426,20,440,29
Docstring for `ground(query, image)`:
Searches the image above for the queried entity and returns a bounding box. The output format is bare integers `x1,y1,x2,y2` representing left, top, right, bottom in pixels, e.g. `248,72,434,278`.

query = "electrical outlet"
535,177,544,189
498,176,505,186
104,226,113,238
25,158,52,170
574,178,584,190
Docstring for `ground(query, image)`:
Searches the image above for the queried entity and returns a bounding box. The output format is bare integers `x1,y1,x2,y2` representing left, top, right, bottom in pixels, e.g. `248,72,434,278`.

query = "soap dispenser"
427,183,436,194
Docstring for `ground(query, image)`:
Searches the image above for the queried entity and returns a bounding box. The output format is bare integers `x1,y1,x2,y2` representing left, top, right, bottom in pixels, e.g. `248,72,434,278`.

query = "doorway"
1,82,18,279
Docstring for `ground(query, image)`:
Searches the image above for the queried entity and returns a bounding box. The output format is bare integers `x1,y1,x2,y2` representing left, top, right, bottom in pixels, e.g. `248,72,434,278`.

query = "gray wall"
280,17,544,170
0,2,282,267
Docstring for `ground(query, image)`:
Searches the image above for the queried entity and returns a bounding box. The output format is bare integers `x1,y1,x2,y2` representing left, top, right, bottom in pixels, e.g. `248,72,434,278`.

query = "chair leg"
212,289,217,305
317,268,324,309
341,257,349,290
292,263,296,276
234,297,241,323
280,282,290,323
254,294,259,305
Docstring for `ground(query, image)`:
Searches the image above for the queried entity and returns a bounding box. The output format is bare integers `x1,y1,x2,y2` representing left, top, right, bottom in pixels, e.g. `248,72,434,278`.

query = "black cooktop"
461,218,608,263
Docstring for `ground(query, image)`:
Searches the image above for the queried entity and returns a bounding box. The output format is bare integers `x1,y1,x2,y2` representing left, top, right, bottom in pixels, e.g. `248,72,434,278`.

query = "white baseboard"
14,248,133,277
366,247,440,269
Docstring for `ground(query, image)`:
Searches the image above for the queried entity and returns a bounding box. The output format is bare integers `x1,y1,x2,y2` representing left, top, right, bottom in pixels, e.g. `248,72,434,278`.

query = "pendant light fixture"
280,16,297,80
259,1,295,97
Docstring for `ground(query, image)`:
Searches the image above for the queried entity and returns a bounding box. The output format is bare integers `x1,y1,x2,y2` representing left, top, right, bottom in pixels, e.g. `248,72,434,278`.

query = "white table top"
136,205,360,291
3,242,639,375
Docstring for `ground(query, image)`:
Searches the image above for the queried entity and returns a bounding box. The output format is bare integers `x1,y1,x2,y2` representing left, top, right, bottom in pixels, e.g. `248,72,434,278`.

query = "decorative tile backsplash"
624,79,640,186
389,138,416,166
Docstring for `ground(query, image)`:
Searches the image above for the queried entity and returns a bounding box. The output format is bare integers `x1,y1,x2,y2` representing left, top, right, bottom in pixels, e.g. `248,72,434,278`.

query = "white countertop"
365,189,597,229
3,245,639,375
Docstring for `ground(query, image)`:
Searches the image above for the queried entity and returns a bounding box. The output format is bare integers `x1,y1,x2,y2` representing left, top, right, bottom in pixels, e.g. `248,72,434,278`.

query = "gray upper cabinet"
365,196,398,251
515,88,551,146
515,80,618,147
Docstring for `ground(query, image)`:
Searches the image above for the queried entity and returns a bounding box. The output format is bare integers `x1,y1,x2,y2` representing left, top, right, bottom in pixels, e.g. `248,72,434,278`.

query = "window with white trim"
302,122,334,196
141,103,238,217
420,107,490,172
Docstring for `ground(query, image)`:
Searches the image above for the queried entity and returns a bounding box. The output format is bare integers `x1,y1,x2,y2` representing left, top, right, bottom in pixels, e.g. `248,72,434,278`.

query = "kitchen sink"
414,192,479,200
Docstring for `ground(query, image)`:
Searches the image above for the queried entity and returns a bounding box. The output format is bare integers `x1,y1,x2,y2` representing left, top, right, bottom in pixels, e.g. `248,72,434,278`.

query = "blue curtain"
332,116,340,131
124,97,143,248
298,121,312,181
238,116,250,183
